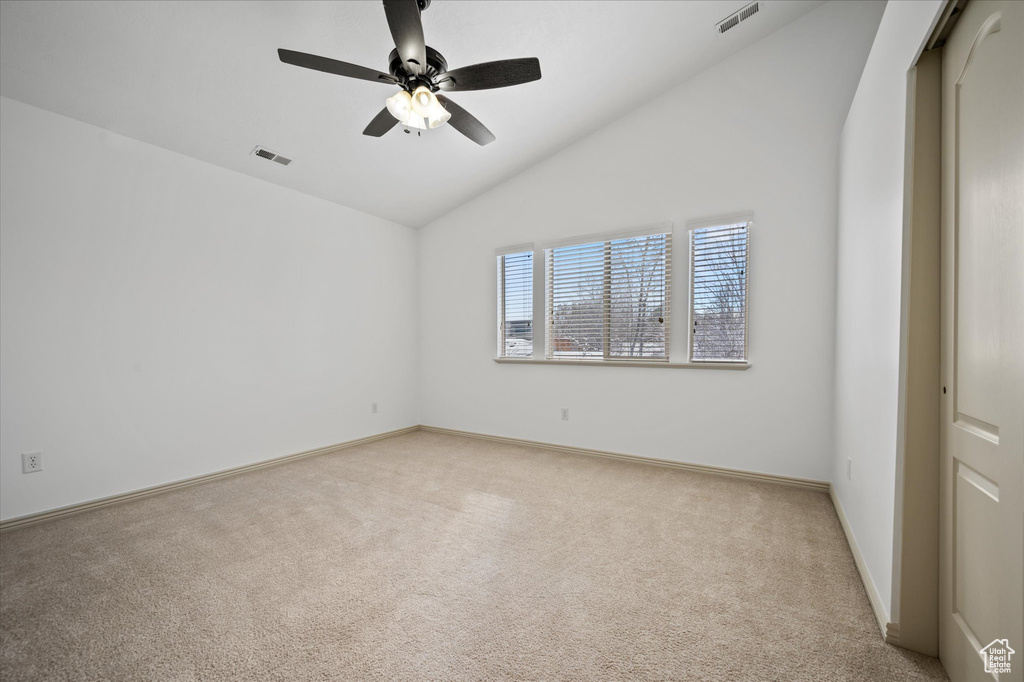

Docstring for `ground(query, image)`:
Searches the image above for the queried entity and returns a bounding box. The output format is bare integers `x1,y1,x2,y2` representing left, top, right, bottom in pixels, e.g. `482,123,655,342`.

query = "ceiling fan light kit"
278,0,541,146
387,85,450,130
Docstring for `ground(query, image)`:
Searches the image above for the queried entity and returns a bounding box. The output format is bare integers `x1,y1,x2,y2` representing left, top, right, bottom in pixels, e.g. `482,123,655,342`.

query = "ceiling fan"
278,0,542,146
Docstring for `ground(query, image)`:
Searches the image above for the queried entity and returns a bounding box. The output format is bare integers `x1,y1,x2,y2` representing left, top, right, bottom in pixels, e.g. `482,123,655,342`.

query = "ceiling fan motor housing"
388,46,447,90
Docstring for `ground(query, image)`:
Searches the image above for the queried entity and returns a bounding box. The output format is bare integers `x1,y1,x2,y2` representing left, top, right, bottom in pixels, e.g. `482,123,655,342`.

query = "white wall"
0,96,419,520
417,1,885,482
831,0,945,621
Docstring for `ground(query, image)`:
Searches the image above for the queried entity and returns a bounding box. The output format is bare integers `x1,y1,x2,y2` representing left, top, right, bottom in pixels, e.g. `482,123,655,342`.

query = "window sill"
494,358,750,370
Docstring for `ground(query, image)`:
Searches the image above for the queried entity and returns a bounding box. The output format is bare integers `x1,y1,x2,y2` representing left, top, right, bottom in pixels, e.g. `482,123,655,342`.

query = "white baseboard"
829,485,898,643
419,425,830,492
0,426,420,533
2,424,830,533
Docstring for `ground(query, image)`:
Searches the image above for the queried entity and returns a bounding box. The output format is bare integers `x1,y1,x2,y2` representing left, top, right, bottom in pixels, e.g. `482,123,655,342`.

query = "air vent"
251,146,292,166
738,1,760,21
716,1,763,35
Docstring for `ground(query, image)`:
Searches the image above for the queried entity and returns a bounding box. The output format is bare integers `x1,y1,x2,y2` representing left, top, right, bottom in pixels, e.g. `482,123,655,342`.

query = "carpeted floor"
1,431,947,681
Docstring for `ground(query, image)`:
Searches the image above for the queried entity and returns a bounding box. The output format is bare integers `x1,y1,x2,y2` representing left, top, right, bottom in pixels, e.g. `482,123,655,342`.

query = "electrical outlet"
847,458,852,480
22,452,42,474
561,408,569,421
371,402,378,414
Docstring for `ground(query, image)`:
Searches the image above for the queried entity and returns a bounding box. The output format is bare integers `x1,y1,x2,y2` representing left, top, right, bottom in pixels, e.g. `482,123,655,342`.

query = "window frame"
542,224,673,363
687,215,751,364
496,244,535,359
493,217,752,370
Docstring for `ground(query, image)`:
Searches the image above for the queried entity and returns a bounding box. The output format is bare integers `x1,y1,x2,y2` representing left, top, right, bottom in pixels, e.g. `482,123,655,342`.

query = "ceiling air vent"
251,146,293,166
716,1,763,35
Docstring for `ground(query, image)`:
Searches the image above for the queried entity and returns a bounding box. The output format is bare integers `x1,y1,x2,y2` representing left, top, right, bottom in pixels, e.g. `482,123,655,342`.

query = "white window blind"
690,222,748,362
546,232,671,360
497,251,533,358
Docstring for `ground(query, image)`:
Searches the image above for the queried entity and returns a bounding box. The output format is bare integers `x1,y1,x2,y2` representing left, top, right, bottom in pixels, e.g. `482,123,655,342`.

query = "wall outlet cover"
22,452,43,473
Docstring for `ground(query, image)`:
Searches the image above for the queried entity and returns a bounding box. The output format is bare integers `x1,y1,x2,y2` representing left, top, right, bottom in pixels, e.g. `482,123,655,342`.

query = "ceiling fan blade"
437,58,541,92
383,0,427,76
436,95,495,146
278,49,397,85
363,108,399,137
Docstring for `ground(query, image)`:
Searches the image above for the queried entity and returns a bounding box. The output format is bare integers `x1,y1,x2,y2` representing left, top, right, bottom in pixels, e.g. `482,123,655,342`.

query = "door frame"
890,0,967,657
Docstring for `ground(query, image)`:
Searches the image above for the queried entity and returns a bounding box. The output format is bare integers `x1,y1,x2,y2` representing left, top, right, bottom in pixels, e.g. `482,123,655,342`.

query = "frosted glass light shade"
404,114,428,130
410,86,436,118
386,87,449,131
385,90,413,122
428,105,451,129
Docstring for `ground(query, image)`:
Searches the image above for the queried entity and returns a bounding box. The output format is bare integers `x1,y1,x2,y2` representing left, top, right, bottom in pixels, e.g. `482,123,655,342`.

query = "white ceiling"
0,0,824,228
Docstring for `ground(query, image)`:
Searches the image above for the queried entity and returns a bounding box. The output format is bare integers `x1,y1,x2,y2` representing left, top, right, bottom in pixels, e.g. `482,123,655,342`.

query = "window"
497,249,533,358
690,221,748,362
546,230,671,360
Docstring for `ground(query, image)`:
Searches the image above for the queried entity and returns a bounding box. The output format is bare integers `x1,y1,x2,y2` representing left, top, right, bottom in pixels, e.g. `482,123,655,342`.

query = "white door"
940,1,1024,681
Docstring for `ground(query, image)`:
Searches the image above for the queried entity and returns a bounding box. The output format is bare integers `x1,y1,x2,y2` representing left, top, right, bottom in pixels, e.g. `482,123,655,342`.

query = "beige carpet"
1,431,947,681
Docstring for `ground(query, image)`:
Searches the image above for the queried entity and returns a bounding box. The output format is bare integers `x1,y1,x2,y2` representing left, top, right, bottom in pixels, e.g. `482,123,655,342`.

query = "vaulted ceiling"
0,1,824,227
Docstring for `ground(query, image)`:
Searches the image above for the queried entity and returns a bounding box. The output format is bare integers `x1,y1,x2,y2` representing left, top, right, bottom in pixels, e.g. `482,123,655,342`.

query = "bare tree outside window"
548,233,671,360
549,242,604,357
690,224,748,361
609,235,668,358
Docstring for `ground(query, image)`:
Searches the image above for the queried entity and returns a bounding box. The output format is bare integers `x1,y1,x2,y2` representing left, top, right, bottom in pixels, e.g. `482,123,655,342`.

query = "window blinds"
497,251,533,357
546,232,671,360
690,223,748,361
